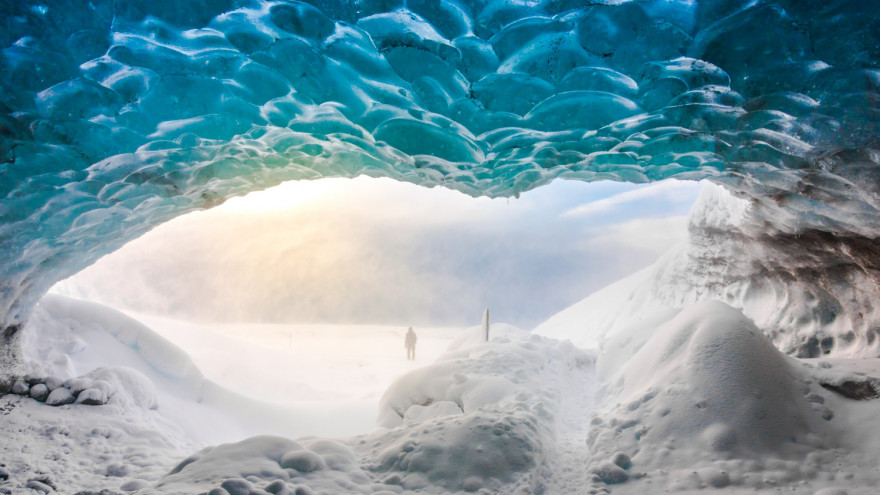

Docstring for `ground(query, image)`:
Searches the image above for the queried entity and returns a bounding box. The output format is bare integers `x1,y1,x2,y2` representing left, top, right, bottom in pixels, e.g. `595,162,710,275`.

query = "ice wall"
537,183,880,358
1,0,879,383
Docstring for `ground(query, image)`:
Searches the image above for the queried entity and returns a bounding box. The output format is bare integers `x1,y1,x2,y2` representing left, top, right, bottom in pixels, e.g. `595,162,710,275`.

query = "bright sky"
54,176,703,329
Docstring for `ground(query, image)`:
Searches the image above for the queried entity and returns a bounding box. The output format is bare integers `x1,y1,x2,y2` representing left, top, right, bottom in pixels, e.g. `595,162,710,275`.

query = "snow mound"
371,407,543,493
364,331,595,494
29,294,202,382
149,436,384,495
585,302,839,492
79,366,158,410
377,327,565,428
155,436,375,494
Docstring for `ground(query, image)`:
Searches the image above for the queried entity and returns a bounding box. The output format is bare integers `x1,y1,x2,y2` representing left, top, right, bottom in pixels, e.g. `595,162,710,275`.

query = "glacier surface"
1,0,879,386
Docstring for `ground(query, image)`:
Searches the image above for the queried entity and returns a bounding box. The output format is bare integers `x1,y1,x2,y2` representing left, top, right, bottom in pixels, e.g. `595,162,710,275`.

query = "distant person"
405,327,417,360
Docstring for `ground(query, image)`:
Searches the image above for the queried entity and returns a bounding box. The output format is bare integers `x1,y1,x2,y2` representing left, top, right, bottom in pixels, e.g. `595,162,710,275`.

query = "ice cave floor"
2,294,880,495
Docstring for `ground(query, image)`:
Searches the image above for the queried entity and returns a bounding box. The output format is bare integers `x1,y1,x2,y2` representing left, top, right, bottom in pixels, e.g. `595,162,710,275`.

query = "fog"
53,177,702,328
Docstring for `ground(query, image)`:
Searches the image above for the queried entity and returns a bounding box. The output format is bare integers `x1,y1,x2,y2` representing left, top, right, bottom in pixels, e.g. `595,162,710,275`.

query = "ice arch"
1,0,878,386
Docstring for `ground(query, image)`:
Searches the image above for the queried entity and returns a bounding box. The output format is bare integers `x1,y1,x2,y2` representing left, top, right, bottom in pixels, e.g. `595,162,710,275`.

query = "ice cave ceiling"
0,0,879,328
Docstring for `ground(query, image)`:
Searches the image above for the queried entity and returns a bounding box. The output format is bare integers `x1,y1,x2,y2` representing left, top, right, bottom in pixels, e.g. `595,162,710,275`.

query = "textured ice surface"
1,0,879,333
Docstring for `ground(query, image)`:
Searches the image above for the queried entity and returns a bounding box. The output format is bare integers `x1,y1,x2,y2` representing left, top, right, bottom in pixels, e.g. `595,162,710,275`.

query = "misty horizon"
52,177,702,328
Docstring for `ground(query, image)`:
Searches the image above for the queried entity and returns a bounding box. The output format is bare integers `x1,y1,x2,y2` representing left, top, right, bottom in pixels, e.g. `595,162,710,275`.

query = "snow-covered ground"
132,314,466,437
4,276,880,494
1,294,597,494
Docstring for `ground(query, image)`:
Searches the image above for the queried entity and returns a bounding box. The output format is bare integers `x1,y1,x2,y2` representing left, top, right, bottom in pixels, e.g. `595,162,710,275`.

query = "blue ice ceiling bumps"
1,0,879,328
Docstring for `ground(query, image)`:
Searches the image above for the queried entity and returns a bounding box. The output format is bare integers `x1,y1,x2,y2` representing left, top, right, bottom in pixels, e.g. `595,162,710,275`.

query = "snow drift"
586,302,833,490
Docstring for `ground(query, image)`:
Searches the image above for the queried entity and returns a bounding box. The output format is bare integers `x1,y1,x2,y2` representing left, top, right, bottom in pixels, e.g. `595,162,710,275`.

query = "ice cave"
1,0,879,493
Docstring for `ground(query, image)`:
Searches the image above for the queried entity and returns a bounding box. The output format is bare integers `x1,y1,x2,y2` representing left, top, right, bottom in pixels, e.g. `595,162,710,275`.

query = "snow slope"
536,183,880,358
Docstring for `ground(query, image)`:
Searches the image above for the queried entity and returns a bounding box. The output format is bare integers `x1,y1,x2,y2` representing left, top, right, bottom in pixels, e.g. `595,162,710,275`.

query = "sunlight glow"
54,177,703,328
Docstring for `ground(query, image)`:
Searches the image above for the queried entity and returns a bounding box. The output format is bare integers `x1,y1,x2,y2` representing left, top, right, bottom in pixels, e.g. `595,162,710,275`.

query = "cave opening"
36,175,702,439
2,0,880,492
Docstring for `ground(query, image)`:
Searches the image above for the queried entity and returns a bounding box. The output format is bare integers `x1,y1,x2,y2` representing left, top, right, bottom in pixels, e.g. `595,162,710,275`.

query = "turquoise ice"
1,0,879,385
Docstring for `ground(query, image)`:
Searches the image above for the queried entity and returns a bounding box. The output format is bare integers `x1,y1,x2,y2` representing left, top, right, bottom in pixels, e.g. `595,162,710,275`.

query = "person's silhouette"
404,327,417,360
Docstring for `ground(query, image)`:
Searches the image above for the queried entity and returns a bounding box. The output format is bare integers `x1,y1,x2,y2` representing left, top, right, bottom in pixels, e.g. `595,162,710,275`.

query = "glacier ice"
1,0,879,383
537,183,880,357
